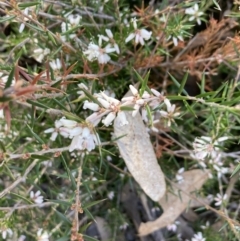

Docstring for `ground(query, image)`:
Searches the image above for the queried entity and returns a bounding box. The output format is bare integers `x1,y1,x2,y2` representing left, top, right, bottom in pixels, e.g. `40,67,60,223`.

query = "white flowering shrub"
1,0,240,241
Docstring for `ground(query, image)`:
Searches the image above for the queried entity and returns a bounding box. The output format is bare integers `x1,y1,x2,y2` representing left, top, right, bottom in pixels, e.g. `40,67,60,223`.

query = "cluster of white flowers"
85,90,127,127
83,17,153,64
84,84,180,128
83,29,118,64
125,18,152,46
163,4,203,46
193,136,228,160
44,117,99,152
192,136,229,177
44,84,179,152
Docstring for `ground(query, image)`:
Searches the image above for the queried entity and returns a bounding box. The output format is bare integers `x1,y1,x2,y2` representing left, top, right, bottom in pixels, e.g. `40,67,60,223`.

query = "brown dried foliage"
175,18,238,76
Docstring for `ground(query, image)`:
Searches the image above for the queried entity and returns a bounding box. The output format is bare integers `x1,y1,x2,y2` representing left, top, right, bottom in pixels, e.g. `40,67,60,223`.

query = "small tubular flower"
83,100,100,111
102,112,116,126
117,111,128,126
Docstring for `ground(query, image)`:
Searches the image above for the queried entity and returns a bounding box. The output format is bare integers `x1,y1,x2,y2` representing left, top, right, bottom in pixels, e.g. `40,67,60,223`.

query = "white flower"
107,191,114,200
119,223,128,230
37,229,49,241
41,160,52,167
209,154,228,178
214,193,227,206
185,4,204,25
19,7,31,33
159,99,180,126
167,221,179,232
96,92,122,126
159,14,167,23
116,111,128,126
105,29,120,54
44,127,58,141
1,228,13,239
69,127,99,152
193,136,212,160
149,88,165,108
49,58,62,71
32,48,50,63
168,35,184,46
0,109,4,119
190,152,207,168
201,221,210,230
30,190,44,204
61,14,82,41
106,155,112,161
67,14,82,26
121,85,148,116
83,42,99,61
83,42,116,64
99,29,120,54
125,18,152,45
44,117,77,141
176,167,184,183
191,232,205,241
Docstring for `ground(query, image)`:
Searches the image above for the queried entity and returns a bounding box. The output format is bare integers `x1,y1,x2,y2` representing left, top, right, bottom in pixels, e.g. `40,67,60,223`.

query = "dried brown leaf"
114,108,166,202
138,169,210,236
95,217,111,241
